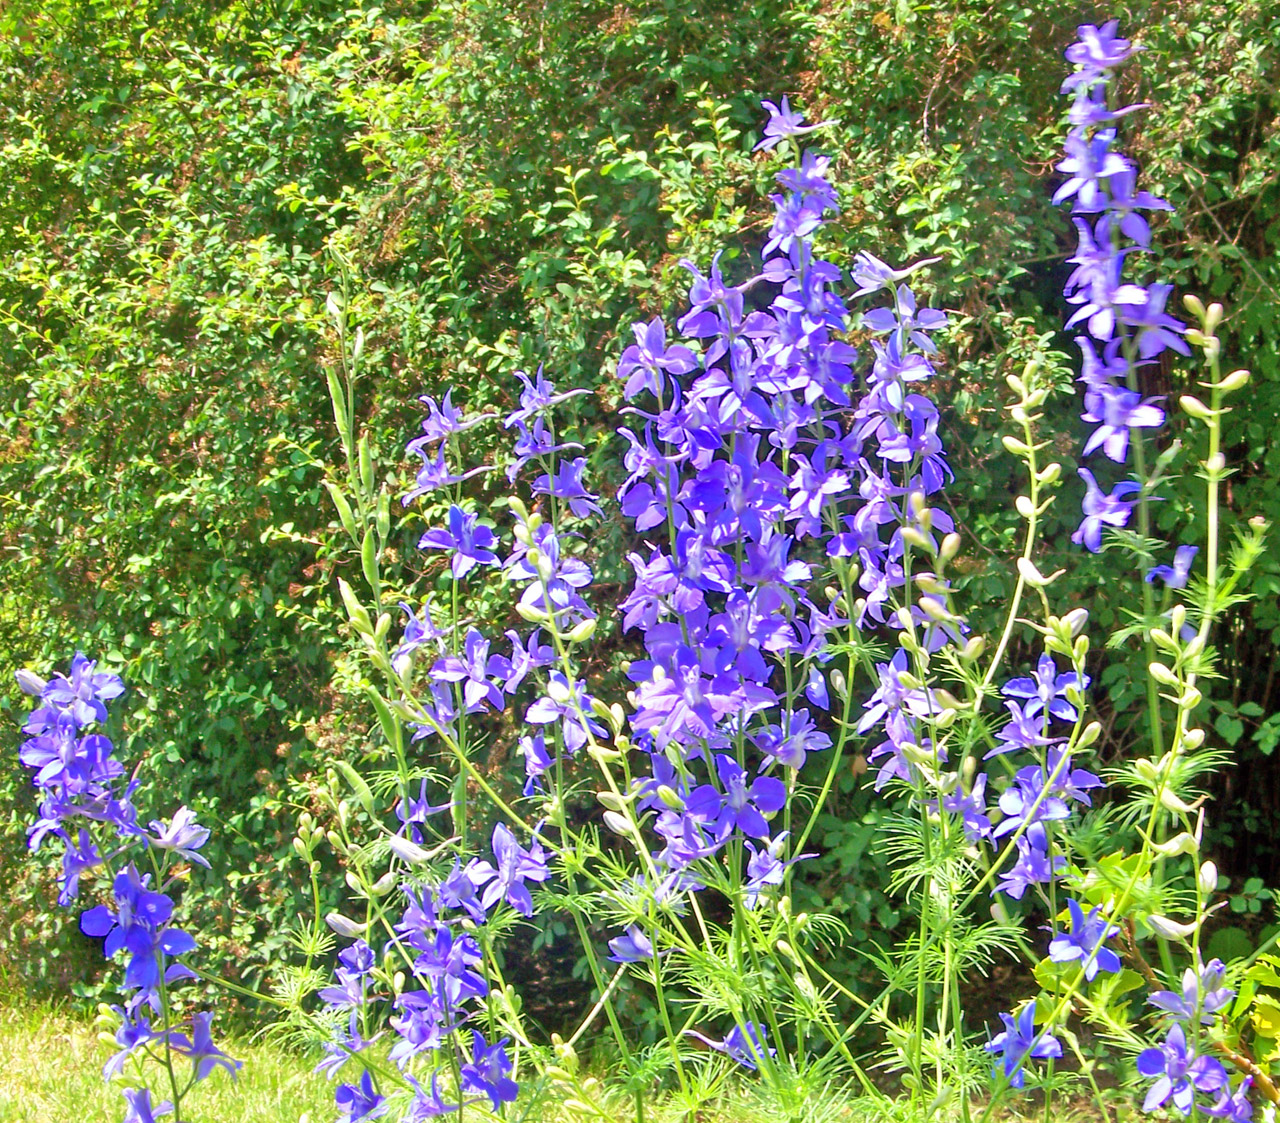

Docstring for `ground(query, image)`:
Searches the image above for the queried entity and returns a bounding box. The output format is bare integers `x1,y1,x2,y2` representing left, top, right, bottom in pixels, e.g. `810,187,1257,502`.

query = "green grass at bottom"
0,1001,334,1123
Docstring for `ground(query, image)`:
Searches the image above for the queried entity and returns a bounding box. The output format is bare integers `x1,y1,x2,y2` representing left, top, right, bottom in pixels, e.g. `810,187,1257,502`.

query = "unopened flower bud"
567,618,597,643
1183,728,1205,749
371,870,399,896
900,526,932,552
1180,394,1214,421
1199,861,1218,896
1218,368,1250,393
656,785,684,811
1062,608,1089,636
1037,462,1061,485
1152,832,1198,858
1149,662,1180,687
1002,435,1031,456
15,669,46,696
388,834,432,865
325,912,367,938
602,811,633,837
1170,605,1187,635
960,636,986,662
1147,914,1197,940
940,533,961,562
1076,721,1102,749
1183,293,1206,319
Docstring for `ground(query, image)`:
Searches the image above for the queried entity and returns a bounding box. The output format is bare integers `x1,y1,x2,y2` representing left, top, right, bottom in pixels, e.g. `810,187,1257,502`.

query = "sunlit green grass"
0,999,1129,1123
0,1001,334,1123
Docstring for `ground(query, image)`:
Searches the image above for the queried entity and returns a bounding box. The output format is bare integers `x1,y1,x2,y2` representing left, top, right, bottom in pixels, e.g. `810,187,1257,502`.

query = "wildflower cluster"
319,825,540,1119
1054,20,1188,557
17,655,236,1122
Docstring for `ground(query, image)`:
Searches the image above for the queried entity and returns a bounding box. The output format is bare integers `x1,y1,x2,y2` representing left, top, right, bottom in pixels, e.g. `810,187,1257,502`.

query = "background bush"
1,0,1276,1017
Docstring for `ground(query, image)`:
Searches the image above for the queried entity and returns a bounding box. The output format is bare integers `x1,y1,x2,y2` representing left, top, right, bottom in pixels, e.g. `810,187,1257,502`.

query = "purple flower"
466,823,549,918
1072,468,1140,552
80,865,197,995
403,1073,462,1119
754,96,834,152
533,457,603,519
688,1022,776,1069
147,806,211,868
1081,383,1165,462
1136,1023,1229,1114
418,505,501,579
1002,654,1088,723
1204,1077,1255,1122
608,925,656,963
743,832,814,908
430,628,510,713
42,652,126,728
122,1087,173,1123
525,672,607,754
617,318,698,400
504,365,589,428
170,1011,241,1082
1148,958,1235,1025
1063,20,1141,81
1047,899,1121,979
460,1031,519,1110
335,1069,389,1121
1147,545,1199,589
685,754,787,839
985,1000,1062,1089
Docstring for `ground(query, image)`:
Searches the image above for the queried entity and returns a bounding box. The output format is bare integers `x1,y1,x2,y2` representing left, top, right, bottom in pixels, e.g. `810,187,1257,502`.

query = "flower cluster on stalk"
17,655,235,1121
320,821,544,1118
1054,19,1190,571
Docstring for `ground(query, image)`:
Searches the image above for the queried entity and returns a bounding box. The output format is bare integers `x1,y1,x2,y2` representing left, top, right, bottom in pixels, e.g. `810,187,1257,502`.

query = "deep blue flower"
418,506,501,579
1047,899,1121,979
335,1069,389,1121
1136,1023,1229,1114
466,823,549,918
985,1000,1062,1088
460,1031,519,1110
1072,468,1140,552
